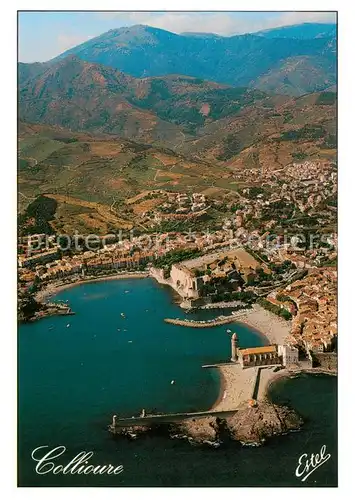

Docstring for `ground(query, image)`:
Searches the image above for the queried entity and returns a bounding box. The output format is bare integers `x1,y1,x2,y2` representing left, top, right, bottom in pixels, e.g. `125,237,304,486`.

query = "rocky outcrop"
172,416,220,445
112,425,151,440
225,401,303,445
109,401,303,447
18,293,74,323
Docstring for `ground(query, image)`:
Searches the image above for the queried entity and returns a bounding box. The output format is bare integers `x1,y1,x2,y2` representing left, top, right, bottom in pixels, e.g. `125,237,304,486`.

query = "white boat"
226,329,232,333
171,380,175,385
120,313,126,318
66,324,70,328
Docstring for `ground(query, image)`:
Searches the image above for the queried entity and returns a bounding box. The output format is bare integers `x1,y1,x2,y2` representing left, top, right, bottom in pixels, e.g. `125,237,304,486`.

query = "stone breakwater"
164,305,290,345
109,402,303,447
164,315,239,328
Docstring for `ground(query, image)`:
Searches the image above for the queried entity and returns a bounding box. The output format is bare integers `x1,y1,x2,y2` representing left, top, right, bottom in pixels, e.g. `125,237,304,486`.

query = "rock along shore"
109,401,303,447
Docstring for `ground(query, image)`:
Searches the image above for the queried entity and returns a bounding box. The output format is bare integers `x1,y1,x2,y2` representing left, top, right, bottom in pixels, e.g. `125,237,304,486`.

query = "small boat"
66,324,70,328
170,380,175,385
117,329,121,332
205,440,221,448
120,313,126,318
128,340,133,343
226,329,232,333
124,290,130,294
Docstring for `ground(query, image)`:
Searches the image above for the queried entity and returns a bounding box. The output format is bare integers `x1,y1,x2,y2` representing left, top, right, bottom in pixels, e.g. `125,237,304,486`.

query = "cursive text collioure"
295,444,331,482
31,446,124,476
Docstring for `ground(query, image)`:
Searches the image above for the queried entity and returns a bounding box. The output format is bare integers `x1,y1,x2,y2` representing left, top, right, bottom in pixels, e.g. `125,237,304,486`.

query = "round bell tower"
231,332,238,362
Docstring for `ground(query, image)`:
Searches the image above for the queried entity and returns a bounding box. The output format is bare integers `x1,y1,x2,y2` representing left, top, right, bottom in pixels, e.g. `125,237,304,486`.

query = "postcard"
17,8,338,488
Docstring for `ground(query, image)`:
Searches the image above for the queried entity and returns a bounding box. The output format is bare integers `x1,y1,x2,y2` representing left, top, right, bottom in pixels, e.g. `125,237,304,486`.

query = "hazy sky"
18,11,336,63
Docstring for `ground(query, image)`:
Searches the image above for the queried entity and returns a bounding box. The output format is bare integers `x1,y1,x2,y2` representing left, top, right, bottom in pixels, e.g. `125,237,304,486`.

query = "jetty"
164,314,239,328
109,408,237,431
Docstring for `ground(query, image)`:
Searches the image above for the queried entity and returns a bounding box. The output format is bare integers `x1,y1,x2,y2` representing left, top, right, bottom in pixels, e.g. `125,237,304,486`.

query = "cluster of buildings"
277,268,337,353
230,159,337,232
287,160,337,182
18,234,60,268
18,249,155,285
170,192,207,214
276,245,337,270
169,247,267,301
135,191,208,223
17,152,337,359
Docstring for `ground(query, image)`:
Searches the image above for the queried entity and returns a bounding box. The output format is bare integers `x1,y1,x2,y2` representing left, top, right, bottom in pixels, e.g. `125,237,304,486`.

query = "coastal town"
18,157,337,362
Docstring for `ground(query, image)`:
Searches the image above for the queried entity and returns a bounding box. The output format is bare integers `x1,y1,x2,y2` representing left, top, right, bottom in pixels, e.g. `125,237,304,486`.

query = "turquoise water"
18,278,337,486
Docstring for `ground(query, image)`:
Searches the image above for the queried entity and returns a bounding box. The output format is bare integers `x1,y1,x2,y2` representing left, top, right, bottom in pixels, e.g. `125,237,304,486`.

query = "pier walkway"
164,311,247,328
110,409,238,429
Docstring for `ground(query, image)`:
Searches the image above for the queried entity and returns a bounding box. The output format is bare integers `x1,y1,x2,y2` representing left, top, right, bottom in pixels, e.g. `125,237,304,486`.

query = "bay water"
18,278,337,486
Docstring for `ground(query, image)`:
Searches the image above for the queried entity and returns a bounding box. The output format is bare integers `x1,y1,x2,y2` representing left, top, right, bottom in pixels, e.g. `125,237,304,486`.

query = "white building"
278,345,299,367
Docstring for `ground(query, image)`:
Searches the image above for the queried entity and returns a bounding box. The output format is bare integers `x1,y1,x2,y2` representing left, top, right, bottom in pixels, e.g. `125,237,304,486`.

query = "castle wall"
170,264,199,299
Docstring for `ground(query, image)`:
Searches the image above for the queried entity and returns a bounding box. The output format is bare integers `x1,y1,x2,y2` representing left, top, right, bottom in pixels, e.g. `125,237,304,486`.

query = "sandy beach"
235,304,291,345
209,364,337,413
209,364,258,412
36,272,149,301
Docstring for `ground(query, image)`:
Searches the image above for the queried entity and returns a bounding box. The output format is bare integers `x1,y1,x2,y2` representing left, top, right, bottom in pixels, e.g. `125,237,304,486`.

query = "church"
230,333,299,368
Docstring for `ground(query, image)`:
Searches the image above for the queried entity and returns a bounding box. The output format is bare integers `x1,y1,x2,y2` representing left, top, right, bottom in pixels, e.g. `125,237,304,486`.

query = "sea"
18,277,337,487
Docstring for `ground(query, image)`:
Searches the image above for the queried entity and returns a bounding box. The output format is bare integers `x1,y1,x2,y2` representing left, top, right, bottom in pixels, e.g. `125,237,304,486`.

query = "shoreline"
36,272,149,301
37,273,290,351
209,364,337,412
36,275,290,349
165,303,290,345
208,364,258,412
209,368,227,410
263,367,337,398
233,304,291,345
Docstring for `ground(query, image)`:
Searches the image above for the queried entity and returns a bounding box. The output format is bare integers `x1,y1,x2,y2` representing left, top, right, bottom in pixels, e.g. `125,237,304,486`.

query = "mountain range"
21,23,336,97
18,22,337,233
19,23,337,146
19,51,336,155
19,55,269,143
